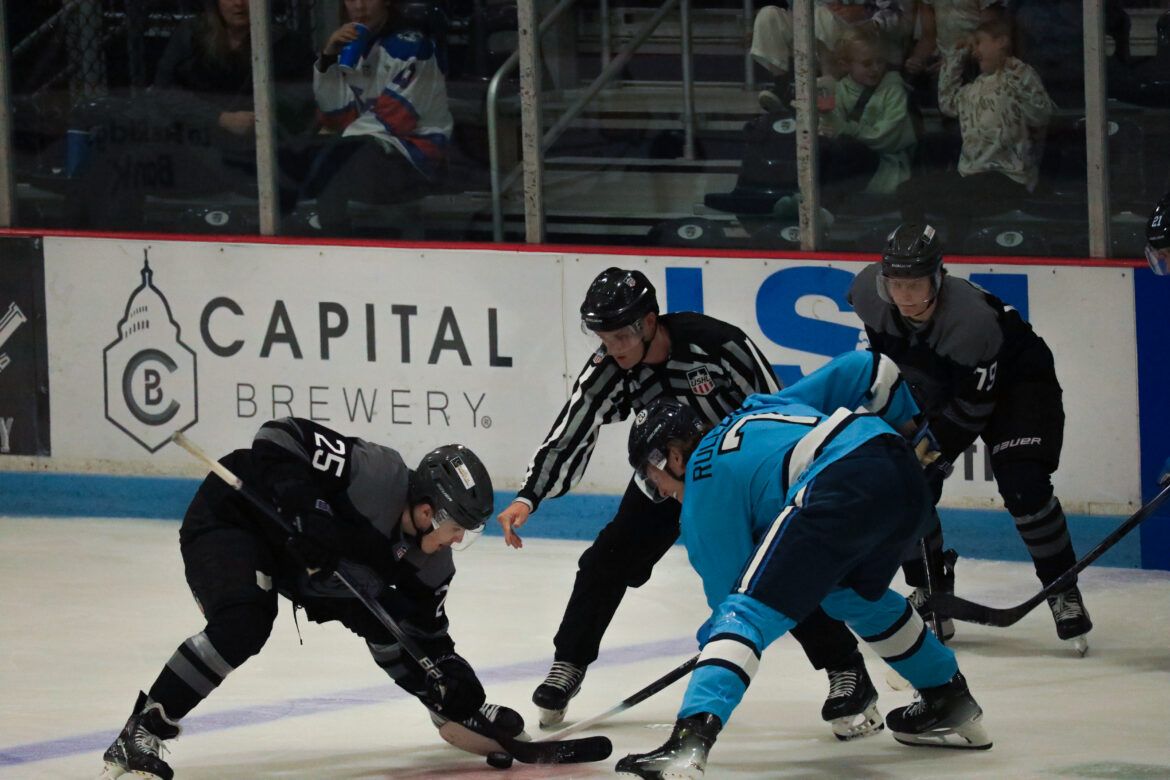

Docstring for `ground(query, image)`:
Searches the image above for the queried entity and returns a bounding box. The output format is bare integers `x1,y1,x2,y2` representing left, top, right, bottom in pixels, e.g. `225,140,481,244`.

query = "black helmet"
580,267,659,332
627,397,705,503
881,223,944,279
412,444,494,531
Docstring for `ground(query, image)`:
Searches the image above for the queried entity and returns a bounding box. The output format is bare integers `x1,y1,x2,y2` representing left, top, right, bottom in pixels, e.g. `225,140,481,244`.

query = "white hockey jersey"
314,30,453,178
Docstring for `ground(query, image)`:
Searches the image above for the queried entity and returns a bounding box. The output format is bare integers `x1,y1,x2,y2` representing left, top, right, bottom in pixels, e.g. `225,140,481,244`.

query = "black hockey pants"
552,478,859,671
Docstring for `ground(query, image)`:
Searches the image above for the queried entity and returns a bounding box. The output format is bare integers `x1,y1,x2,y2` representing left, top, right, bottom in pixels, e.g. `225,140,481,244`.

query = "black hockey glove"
284,501,344,573
910,423,953,506
426,653,486,722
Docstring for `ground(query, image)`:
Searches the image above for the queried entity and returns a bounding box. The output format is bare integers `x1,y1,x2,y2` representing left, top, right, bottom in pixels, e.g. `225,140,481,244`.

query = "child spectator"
896,17,1053,245
300,0,453,233
818,26,917,205
751,1,907,113
904,0,1008,76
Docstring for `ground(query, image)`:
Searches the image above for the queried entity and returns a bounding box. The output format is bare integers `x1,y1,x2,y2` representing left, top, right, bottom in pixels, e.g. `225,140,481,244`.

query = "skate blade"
1066,635,1089,657
96,763,127,779
892,716,992,750
831,704,885,741
537,705,568,729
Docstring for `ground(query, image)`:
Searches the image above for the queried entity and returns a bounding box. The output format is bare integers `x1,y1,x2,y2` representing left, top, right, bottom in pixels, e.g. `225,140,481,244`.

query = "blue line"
0,636,694,768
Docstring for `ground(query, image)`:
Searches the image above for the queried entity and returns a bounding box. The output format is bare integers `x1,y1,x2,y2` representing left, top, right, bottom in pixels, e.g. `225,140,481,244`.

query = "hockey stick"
927,483,1170,628
538,653,699,742
170,431,612,765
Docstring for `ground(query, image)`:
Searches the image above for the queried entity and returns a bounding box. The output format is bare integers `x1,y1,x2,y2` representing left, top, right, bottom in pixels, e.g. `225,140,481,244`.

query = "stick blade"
927,592,1030,628
507,734,613,764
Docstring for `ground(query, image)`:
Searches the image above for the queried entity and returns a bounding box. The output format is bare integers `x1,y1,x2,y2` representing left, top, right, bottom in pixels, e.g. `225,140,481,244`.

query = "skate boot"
821,652,883,740
1047,585,1092,656
615,712,722,779
430,701,528,755
907,549,957,642
532,660,586,728
99,691,181,780
886,672,992,750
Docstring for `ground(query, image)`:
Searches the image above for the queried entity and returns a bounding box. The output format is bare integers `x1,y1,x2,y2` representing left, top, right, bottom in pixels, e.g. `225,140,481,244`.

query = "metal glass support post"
487,0,576,241
743,0,754,89
600,0,611,69
680,0,696,160
1083,0,1110,257
517,0,547,242
792,0,820,250
250,0,281,235
0,7,14,227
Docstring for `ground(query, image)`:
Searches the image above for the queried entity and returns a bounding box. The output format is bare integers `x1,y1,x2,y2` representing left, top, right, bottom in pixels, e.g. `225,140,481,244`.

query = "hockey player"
617,351,991,779
99,418,524,780
849,223,1092,652
1146,192,1169,276
497,267,883,740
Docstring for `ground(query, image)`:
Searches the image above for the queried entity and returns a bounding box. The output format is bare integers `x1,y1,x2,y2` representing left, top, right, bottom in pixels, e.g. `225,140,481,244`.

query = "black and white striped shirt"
517,312,780,510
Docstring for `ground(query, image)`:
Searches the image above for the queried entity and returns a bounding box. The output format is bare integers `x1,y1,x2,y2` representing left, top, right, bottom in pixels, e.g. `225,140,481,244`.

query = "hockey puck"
486,751,514,769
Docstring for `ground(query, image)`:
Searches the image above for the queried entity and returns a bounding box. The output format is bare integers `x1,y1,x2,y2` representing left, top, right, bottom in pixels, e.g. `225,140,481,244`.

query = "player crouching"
99,417,525,779
616,352,992,778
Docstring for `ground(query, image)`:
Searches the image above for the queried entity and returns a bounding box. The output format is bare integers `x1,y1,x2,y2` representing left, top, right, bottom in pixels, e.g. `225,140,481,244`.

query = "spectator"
70,0,314,229
751,1,907,113
896,17,1053,245
818,26,918,206
299,0,453,233
904,0,1008,76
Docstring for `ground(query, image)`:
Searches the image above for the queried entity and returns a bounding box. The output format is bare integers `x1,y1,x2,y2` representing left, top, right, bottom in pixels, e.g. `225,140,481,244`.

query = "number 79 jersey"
679,350,921,608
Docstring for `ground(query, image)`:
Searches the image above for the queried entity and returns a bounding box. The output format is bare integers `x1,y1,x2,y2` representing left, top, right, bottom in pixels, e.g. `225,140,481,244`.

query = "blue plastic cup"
338,23,370,70
65,129,94,178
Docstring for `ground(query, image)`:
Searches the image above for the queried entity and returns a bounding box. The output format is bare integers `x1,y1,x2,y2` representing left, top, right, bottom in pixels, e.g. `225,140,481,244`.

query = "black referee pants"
552,478,859,671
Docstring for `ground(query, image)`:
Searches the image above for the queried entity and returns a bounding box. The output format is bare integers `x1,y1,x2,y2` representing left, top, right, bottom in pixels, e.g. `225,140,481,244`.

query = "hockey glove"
426,653,486,722
284,500,344,573
911,423,953,505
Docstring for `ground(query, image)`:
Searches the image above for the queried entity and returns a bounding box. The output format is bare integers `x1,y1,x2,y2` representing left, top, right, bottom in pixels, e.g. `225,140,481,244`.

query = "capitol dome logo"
103,250,198,451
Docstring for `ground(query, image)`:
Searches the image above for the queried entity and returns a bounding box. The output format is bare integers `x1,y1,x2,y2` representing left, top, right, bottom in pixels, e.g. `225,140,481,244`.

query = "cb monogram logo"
103,251,198,451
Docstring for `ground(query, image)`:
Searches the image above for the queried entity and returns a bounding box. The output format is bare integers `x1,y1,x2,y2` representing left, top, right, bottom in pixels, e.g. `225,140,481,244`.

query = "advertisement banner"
35,237,1140,515
563,255,1141,513
42,238,566,482
0,237,50,456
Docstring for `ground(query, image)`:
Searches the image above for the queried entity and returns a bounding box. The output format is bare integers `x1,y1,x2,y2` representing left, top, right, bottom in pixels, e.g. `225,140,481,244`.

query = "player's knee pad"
202,599,276,667
994,460,1054,517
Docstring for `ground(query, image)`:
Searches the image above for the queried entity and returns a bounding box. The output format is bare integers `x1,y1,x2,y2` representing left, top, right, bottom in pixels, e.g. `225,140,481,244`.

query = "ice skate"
430,701,528,755
615,712,722,779
821,653,883,741
532,660,586,728
886,672,991,750
907,549,957,642
98,691,181,780
1047,585,1092,656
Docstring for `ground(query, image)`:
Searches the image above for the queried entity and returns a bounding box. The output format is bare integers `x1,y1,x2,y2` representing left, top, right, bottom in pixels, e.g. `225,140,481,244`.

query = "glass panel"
5,0,503,241
1107,1,1170,259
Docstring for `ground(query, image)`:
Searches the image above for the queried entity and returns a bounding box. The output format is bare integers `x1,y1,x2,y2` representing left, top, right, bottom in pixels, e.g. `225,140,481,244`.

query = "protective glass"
581,318,644,351
432,506,484,550
633,448,669,503
1146,244,1170,276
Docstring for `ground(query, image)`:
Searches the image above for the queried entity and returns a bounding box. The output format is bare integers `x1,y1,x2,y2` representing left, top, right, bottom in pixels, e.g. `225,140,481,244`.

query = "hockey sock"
147,631,237,720
679,595,795,725
822,588,957,690
1012,496,1078,585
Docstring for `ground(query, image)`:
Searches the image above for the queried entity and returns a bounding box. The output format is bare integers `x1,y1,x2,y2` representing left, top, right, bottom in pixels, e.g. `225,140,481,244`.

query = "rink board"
0,233,1166,567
